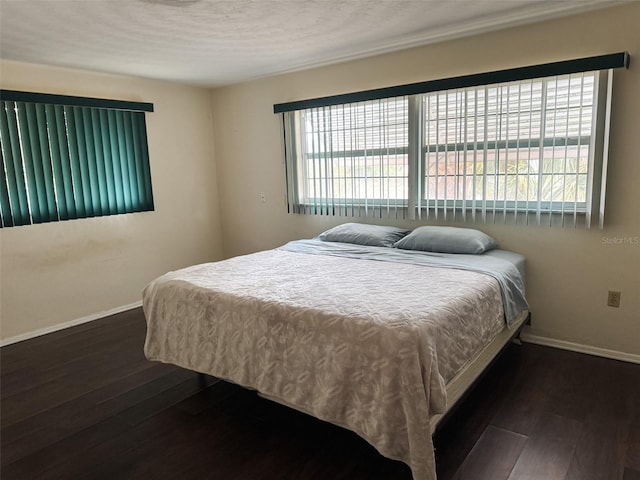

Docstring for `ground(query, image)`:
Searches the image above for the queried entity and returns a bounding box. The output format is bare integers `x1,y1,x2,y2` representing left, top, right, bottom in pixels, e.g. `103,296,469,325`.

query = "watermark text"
601,236,639,245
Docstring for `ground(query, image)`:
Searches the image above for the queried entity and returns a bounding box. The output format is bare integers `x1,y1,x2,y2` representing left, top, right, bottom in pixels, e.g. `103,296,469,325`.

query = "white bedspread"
143,247,506,480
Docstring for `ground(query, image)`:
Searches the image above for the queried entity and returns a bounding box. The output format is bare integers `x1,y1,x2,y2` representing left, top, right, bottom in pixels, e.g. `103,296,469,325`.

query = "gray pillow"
318,223,411,247
394,226,497,254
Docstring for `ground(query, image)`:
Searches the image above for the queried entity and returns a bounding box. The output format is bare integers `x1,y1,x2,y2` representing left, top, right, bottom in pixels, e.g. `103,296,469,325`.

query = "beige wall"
0,61,223,341
211,3,640,356
1,4,637,356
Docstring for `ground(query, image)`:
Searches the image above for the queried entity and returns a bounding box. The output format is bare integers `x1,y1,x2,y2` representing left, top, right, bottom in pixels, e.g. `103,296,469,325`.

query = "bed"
142,224,529,480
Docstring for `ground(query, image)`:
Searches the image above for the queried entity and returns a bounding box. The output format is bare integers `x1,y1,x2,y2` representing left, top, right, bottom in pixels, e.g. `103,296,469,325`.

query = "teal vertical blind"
0,92,154,227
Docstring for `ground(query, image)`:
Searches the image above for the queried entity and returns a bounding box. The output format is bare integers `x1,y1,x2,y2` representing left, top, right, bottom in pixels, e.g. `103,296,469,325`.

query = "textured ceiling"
0,0,628,87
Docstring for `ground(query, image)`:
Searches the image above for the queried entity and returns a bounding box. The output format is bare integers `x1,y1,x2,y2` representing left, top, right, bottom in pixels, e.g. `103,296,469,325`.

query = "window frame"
416,73,599,216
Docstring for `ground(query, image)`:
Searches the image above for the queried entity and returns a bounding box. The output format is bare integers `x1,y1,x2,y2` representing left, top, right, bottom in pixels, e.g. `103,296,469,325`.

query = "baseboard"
0,301,143,347
520,332,640,364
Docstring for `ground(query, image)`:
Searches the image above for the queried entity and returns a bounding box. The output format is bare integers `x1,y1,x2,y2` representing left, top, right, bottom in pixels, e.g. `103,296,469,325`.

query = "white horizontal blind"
284,97,409,218
282,70,613,228
419,72,599,226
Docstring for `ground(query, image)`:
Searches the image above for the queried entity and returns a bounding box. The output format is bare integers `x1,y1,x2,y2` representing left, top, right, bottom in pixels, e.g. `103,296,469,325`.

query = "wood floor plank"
108,406,261,480
589,359,640,427
1,344,152,427
451,425,527,480
114,374,218,427
537,348,600,423
0,367,192,466
434,344,523,480
564,415,629,480
1,333,147,400
506,413,581,480
624,467,640,480
1,309,145,371
173,378,242,416
489,345,558,436
0,416,131,480
627,425,640,471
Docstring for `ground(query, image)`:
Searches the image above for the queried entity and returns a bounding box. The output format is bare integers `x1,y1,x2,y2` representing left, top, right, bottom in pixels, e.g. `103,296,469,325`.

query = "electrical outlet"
607,290,621,308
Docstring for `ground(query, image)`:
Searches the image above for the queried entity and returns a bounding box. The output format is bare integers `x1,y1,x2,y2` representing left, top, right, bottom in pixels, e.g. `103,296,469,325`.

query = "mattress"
143,240,528,480
484,248,526,283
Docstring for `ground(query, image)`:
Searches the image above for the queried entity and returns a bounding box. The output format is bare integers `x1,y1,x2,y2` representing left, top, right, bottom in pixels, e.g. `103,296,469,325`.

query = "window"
287,97,409,215
277,53,629,228
420,74,594,220
0,90,154,227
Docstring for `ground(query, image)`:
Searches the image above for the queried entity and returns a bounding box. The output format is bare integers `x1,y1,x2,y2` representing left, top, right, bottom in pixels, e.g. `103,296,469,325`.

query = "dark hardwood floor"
1,307,638,480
